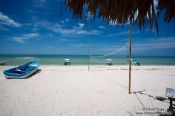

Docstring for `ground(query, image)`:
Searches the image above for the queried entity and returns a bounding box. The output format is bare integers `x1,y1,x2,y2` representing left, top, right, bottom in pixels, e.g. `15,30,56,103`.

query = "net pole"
87,16,91,71
128,17,132,94
88,37,90,71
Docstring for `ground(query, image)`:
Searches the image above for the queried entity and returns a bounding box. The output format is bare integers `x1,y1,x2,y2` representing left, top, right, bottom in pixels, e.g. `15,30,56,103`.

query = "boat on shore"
3,61,40,79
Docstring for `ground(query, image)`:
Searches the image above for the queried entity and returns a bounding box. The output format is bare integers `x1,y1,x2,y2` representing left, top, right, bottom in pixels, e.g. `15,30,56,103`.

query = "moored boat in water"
132,60,140,66
0,61,6,65
106,59,112,65
64,59,71,65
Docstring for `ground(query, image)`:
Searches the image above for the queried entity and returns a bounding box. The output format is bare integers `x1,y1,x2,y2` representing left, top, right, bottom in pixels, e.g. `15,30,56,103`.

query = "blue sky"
0,0,175,56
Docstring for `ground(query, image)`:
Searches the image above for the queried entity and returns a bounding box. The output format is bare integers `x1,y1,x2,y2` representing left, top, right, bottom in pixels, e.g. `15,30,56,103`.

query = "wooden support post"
128,18,132,94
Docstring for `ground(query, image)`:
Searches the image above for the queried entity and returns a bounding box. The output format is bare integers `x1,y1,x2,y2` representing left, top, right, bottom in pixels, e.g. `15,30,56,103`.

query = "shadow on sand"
7,69,42,79
132,90,175,116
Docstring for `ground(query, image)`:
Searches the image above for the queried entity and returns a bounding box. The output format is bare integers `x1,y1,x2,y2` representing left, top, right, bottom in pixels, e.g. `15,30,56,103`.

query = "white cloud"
133,37,175,50
76,30,100,35
33,0,47,8
71,43,88,48
12,33,38,43
65,18,69,22
99,26,105,29
0,12,22,27
78,23,85,28
109,30,140,37
52,24,75,34
59,38,68,41
30,20,101,36
61,20,65,24
51,23,101,36
132,37,175,56
109,31,129,37
60,18,69,24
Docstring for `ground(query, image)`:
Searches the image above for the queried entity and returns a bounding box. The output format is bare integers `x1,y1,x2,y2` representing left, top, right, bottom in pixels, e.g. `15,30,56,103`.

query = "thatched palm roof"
158,0,175,23
65,0,175,32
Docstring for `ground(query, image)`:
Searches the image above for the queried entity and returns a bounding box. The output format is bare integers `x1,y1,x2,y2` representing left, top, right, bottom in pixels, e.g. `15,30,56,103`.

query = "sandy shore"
0,65,175,116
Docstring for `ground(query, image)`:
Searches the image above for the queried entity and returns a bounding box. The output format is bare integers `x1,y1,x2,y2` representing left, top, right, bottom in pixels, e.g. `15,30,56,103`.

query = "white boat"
0,61,6,65
106,59,112,65
64,59,71,65
132,60,140,66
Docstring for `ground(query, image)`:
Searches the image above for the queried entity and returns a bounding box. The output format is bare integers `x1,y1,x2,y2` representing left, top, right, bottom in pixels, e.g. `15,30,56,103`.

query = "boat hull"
3,61,40,79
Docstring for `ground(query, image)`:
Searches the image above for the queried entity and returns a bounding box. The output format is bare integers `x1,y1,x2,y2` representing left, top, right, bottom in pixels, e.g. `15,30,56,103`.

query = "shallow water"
0,54,175,66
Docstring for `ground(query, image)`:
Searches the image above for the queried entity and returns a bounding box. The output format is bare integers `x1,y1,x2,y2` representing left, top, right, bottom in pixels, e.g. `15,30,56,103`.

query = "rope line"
91,43,128,59
98,43,128,58
134,93,145,108
132,63,155,108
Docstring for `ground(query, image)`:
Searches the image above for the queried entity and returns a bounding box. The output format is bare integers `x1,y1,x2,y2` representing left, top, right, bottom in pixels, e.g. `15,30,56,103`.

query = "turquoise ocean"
0,54,175,66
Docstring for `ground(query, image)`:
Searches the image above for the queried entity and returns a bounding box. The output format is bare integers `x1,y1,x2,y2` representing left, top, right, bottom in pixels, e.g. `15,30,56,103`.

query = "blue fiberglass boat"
3,61,40,79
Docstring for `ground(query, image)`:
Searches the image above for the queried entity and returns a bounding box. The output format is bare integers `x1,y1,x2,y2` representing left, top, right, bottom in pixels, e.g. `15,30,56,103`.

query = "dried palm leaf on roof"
158,0,175,23
65,0,161,32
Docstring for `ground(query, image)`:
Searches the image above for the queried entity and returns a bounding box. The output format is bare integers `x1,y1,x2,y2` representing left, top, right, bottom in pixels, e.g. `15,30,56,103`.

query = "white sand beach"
0,65,175,116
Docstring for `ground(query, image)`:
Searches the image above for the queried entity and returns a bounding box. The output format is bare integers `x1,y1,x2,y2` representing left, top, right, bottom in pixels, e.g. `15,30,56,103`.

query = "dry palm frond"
158,0,175,23
65,0,159,32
